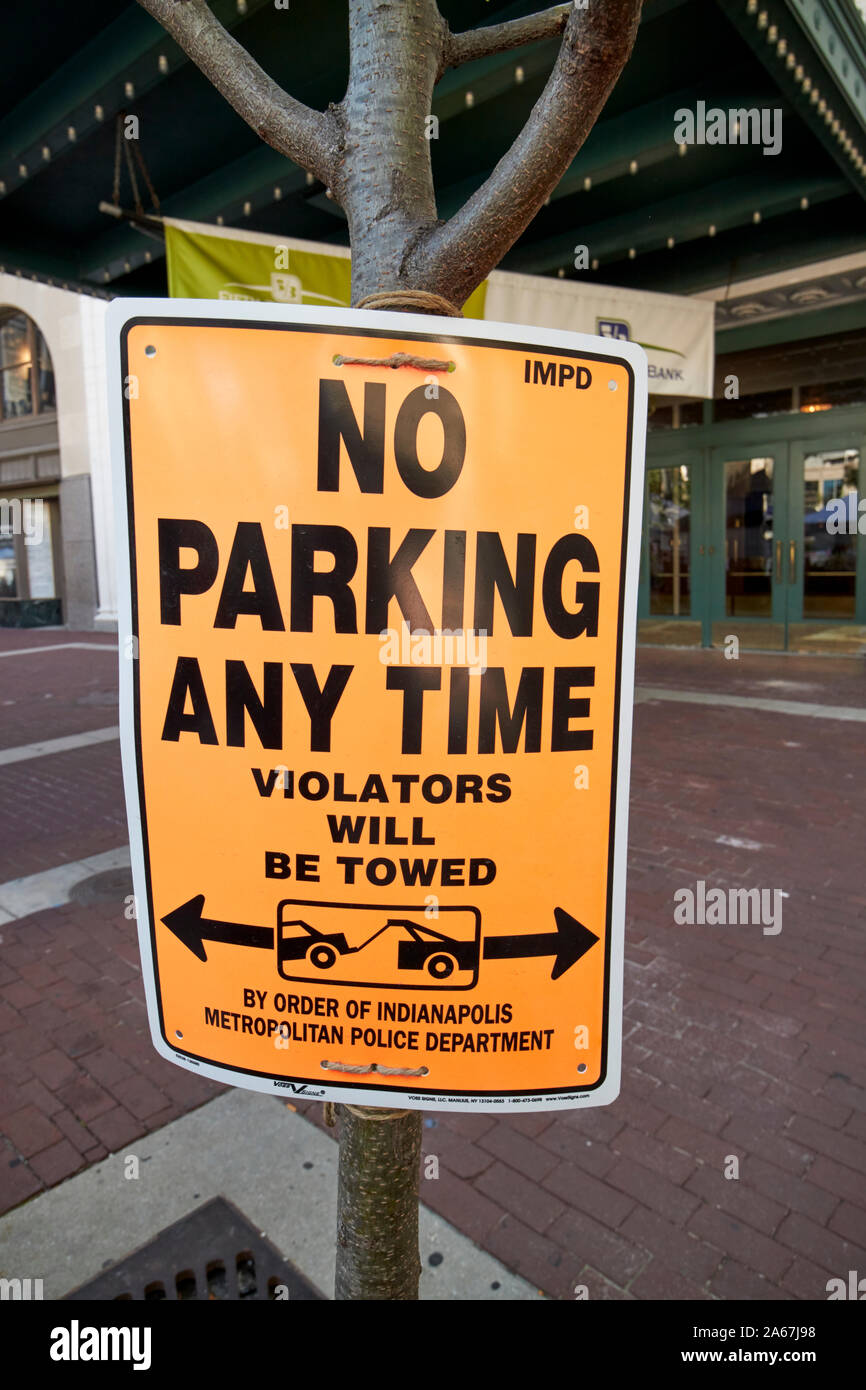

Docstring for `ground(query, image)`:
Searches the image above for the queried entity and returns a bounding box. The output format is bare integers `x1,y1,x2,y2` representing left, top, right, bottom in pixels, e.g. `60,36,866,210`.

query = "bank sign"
107,301,646,1111
596,318,688,387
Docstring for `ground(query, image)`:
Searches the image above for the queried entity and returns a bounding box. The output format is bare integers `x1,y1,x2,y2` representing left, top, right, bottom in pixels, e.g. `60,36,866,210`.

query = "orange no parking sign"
108,301,647,1111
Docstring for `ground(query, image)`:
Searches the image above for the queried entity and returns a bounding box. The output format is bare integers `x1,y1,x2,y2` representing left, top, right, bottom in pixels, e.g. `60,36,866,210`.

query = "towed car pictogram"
276,901,482,989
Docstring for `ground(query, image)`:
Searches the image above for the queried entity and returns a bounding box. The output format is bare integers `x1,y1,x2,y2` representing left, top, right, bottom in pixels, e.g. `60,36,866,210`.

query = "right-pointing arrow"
483,908,599,980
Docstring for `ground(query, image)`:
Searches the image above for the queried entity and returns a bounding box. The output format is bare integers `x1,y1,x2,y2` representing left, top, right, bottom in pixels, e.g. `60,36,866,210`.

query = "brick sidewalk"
0,632,124,878
0,630,118,751
1,635,865,1299
0,897,222,1206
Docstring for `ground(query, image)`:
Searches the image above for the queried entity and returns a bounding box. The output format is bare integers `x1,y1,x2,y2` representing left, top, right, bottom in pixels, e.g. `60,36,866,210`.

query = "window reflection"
0,310,56,421
648,466,690,615
803,449,859,618
0,537,17,598
725,458,774,616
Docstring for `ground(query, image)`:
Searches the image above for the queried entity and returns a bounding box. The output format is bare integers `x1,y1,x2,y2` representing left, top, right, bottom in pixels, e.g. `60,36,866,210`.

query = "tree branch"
411,0,644,306
441,4,571,76
134,0,339,185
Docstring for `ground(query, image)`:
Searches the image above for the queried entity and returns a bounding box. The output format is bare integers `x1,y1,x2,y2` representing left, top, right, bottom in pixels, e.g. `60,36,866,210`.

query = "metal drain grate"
69,867,134,907
65,1197,324,1301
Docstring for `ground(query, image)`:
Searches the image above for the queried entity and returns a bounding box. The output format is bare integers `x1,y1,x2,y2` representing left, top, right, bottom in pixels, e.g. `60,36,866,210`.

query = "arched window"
0,308,55,421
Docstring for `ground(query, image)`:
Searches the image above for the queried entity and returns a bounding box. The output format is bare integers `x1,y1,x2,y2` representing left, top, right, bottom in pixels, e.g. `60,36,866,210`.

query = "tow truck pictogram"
278,914,478,979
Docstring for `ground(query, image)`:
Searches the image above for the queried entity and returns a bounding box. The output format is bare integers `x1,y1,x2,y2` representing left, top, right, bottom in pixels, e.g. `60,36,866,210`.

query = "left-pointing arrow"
161,895,275,963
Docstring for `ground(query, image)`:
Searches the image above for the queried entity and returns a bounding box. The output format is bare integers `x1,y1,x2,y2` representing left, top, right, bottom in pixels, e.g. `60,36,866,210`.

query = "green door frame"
788,431,866,630
709,440,789,647
638,448,707,639
644,402,866,648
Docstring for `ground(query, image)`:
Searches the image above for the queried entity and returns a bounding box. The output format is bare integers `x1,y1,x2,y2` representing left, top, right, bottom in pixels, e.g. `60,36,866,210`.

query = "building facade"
2,259,865,655
0,275,114,630
641,254,866,653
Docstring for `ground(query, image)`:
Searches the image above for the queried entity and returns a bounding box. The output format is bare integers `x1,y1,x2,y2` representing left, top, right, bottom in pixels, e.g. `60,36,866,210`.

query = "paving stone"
1,640,864,1304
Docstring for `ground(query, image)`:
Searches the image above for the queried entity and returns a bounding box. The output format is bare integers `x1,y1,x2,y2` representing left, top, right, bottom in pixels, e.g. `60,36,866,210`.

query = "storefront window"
0,534,17,597
0,310,56,421
678,401,703,428
802,449,859,618
648,404,674,431
725,458,774,616
715,388,793,422
37,332,55,412
648,466,691,615
800,380,866,413
25,499,56,599
648,402,704,432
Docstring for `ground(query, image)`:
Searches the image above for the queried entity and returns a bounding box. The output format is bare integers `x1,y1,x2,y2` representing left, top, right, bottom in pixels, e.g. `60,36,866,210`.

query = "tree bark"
334,0,444,302
335,1106,422,1300
440,4,572,74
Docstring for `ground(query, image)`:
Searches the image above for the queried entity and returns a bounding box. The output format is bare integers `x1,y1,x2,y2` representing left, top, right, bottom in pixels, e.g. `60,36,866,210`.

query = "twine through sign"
335,288,462,371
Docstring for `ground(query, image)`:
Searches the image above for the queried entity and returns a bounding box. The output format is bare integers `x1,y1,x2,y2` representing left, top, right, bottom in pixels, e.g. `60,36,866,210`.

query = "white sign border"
107,298,647,1112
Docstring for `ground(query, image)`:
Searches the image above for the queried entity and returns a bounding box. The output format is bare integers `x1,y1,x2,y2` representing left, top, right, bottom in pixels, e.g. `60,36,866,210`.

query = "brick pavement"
0,631,118,751
1,631,864,1299
0,633,123,878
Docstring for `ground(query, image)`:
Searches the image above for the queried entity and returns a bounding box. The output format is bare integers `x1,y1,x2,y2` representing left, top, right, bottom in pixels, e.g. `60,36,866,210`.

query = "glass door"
786,440,864,652
709,439,865,650
709,446,789,649
638,453,705,645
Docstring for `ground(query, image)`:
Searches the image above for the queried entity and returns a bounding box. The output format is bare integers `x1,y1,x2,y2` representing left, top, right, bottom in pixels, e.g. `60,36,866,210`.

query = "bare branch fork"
135,0,643,306
440,3,573,73
416,0,644,304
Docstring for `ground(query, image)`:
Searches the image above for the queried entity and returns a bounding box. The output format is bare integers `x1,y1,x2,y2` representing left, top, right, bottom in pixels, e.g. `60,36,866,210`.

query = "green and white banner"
165,217,487,318
165,218,353,308
164,216,712,396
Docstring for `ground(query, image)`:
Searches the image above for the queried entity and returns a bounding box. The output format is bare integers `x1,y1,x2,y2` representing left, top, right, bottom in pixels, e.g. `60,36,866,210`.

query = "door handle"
775,540,782,581
789,539,796,584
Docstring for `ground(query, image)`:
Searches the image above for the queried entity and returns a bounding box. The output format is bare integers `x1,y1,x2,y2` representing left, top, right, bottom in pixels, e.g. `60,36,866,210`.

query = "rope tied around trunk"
336,290,462,372
320,1058,428,1123
355,289,462,317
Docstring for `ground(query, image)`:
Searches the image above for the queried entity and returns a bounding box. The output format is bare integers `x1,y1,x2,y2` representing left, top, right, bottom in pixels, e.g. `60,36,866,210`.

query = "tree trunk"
336,0,443,302
332,282,442,1301
335,1105,422,1300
